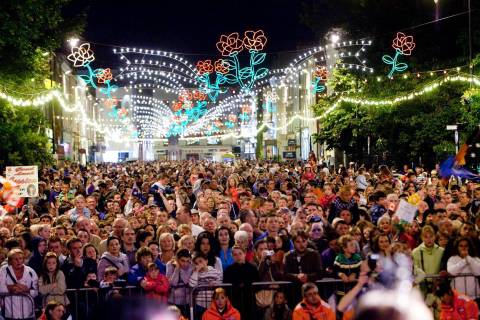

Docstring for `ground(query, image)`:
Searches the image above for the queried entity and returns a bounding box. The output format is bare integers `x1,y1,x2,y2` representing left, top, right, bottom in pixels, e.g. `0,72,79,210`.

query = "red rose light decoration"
383,32,415,78
96,68,113,84
216,32,244,56
214,59,229,75
313,66,328,80
196,60,214,75
392,32,416,56
243,30,267,51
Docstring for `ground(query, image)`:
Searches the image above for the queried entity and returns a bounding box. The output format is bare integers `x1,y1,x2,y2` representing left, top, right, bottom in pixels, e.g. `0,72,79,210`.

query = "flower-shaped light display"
216,32,244,56
196,60,214,75
96,68,113,84
214,59,229,75
392,32,416,56
382,32,416,78
243,30,267,51
67,43,95,67
214,30,269,93
312,66,328,93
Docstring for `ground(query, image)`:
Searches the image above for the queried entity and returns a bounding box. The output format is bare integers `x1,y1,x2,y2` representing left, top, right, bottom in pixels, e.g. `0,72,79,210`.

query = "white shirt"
0,264,38,319
191,223,205,237
447,255,480,298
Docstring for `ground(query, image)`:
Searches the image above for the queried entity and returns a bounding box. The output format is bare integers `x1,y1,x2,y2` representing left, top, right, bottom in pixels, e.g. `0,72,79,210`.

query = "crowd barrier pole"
168,283,190,316
0,292,35,319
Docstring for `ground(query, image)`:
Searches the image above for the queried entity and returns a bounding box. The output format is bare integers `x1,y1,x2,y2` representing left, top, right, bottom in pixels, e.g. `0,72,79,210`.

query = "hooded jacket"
439,290,478,320
28,237,46,274
202,299,241,320
97,251,129,281
292,298,335,320
142,273,169,302
412,242,444,275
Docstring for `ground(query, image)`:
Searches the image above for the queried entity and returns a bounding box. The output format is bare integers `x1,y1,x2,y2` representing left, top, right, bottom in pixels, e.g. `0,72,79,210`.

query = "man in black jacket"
62,237,97,289
224,245,260,318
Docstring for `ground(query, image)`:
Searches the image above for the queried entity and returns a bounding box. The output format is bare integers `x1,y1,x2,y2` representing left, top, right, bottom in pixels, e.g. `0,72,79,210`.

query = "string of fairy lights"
0,32,478,143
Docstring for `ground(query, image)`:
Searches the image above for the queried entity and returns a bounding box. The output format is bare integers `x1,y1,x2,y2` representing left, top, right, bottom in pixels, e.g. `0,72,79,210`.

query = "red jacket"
439,290,479,320
142,273,169,302
202,299,241,320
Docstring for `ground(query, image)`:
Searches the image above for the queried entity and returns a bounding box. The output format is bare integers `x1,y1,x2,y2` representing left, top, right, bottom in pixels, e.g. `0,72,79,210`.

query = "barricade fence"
0,274,477,320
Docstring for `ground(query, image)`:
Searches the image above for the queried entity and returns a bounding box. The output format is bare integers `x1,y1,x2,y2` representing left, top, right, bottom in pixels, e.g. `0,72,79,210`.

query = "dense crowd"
0,154,480,320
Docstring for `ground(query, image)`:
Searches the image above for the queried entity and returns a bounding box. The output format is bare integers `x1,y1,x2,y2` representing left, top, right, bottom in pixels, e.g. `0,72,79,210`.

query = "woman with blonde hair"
158,233,176,264
178,234,195,253
202,288,240,320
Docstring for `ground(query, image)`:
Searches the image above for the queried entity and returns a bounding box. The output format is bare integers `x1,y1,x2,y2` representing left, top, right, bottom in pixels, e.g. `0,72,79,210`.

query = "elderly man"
98,217,128,255
76,216,102,250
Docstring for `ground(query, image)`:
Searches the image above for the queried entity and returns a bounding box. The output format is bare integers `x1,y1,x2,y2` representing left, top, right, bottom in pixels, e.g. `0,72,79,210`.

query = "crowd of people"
0,154,479,320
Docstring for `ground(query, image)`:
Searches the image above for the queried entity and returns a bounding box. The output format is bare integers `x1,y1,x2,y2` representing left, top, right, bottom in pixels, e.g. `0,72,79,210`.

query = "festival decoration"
216,30,269,93
312,66,328,93
382,32,416,78
67,43,125,119
0,176,21,215
195,59,229,102
166,90,208,137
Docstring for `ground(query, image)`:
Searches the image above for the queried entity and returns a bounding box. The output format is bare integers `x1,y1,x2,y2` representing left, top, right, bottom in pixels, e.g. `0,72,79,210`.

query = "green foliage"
312,69,478,167
0,0,86,88
0,100,53,169
0,1,86,168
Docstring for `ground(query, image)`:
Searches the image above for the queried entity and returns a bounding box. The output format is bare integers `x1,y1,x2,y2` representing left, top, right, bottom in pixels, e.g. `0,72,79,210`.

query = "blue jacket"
127,264,147,286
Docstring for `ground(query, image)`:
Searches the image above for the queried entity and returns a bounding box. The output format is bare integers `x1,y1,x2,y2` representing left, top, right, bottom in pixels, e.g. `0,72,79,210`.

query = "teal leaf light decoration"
382,32,415,78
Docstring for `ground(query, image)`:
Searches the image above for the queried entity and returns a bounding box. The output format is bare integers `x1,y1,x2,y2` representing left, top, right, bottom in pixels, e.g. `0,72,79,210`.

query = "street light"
67,37,80,48
330,33,340,44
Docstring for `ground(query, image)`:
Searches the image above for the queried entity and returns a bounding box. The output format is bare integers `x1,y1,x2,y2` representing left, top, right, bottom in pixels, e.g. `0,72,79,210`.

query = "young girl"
141,263,169,302
38,252,69,306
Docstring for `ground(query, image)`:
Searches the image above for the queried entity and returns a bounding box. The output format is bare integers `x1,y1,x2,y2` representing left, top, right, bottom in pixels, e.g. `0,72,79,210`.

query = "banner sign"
6,166,38,197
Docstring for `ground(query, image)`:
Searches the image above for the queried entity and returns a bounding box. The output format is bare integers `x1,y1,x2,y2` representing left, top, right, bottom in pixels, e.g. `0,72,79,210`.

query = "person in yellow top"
293,282,335,320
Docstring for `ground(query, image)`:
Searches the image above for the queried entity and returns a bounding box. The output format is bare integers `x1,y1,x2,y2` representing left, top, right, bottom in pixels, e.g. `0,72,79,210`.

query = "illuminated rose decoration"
104,98,119,109
216,32,244,56
118,108,128,117
214,59,229,75
193,90,207,101
243,30,267,51
392,32,415,56
313,66,328,80
67,43,95,67
178,90,193,102
96,68,113,84
196,60,214,75
228,114,237,122
172,101,183,112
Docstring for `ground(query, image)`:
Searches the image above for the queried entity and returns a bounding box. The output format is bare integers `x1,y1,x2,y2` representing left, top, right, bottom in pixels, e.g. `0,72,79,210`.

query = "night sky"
81,0,475,73
84,0,314,66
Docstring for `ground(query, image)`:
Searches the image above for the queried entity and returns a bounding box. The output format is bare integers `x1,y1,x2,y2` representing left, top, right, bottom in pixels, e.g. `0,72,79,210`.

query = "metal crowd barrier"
28,273,480,320
419,273,480,298
65,285,140,320
168,283,190,317
0,292,35,320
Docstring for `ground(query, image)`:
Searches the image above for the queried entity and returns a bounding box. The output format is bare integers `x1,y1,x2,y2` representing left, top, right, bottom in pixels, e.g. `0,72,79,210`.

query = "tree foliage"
0,0,86,88
0,1,86,168
0,100,53,169
312,68,480,168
